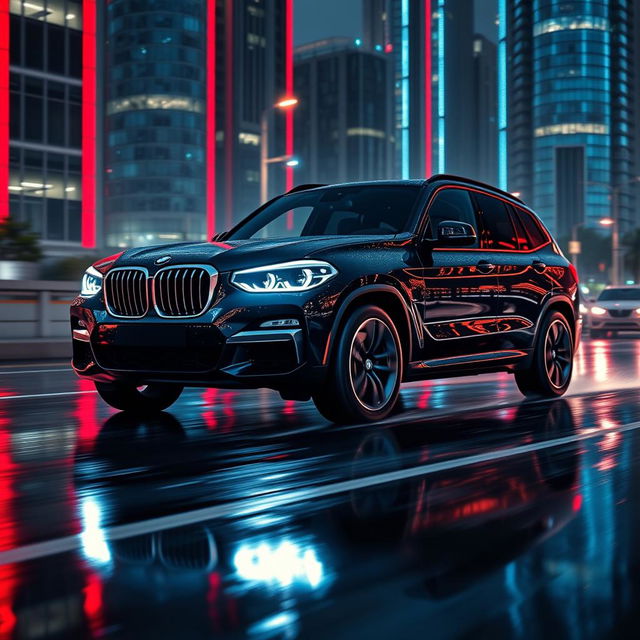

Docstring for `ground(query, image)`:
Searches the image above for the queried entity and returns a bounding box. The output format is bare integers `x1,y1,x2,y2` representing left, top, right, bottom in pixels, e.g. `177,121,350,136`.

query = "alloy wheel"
349,318,399,411
544,319,572,389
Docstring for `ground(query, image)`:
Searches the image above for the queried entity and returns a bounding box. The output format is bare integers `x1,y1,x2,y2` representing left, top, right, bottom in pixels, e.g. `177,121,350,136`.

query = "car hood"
593,300,640,311
115,235,403,272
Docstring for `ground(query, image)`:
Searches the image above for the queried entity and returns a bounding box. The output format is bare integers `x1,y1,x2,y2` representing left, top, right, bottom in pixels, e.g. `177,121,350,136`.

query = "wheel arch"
324,284,418,377
537,295,578,347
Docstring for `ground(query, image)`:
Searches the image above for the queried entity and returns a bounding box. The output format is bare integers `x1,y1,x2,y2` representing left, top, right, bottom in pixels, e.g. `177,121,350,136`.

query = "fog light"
260,319,300,328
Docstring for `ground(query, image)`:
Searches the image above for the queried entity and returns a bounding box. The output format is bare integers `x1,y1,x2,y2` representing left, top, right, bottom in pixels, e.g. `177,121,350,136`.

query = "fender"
532,293,578,349
323,283,422,366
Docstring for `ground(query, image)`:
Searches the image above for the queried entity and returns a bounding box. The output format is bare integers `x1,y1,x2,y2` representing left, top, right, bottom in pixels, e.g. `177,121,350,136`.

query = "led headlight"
80,265,103,297
231,260,337,293
590,305,607,316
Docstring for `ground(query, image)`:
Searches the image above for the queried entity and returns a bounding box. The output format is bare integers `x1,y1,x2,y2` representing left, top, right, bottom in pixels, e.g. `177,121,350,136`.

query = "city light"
599,217,615,226
285,158,299,167
275,97,298,109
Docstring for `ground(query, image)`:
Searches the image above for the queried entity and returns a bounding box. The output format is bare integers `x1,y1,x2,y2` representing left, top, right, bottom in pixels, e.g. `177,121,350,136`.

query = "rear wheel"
95,381,183,413
515,311,573,398
313,305,402,424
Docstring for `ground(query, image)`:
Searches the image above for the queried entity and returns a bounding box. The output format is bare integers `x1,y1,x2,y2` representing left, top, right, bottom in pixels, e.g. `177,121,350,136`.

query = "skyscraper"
293,38,394,185
363,0,475,180
102,0,293,250
500,0,637,237
3,0,97,254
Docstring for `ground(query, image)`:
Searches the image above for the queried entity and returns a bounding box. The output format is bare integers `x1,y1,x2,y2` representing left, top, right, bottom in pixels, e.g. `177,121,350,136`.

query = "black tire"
514,311,574,398
95,381,183,413
313,305,402,423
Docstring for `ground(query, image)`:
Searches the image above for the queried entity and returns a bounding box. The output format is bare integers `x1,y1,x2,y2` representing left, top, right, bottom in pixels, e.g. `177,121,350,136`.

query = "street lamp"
260,97,299,203
586,177,640,286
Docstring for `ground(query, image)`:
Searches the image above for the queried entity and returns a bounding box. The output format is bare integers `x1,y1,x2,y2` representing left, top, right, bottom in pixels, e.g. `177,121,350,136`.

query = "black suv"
71,175,580,423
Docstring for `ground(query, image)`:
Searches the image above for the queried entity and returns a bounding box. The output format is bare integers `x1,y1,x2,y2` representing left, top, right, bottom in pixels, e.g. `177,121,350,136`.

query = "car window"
474,193,518,250
426,188,478,247
227,185,422,240
514,208,548,249
507,204,532,251
598,288,640,301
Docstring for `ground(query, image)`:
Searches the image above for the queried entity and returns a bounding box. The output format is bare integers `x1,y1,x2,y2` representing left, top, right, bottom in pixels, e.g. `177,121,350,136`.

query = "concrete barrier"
0,279,76,361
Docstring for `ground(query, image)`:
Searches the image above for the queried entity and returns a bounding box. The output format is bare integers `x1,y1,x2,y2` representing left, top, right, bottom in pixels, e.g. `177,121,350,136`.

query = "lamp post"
569,221,585,275
586,177,640,286
260,97,298,204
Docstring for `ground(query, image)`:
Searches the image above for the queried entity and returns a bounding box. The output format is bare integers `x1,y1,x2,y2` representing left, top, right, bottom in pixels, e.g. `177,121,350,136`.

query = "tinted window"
426,188,478,246
227,186,422,240
507,204,532,251
598,288,640,301
515,208,548,249
475,193,517,250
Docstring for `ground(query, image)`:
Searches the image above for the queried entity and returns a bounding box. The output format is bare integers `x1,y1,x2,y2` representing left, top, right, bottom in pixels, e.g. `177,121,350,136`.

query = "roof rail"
427,174,525,204
286,183,326,194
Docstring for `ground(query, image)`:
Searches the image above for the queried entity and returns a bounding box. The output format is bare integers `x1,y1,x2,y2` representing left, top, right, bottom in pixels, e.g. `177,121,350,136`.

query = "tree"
0,217,42,262
622,228,640,284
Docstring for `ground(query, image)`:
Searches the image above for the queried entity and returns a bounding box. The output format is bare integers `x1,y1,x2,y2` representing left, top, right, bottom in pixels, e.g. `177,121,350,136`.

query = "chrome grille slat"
104,268,149,318
153,265,217,318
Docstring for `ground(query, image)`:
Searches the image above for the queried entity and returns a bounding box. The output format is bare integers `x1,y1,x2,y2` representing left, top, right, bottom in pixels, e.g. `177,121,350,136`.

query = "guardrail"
0,279,77,340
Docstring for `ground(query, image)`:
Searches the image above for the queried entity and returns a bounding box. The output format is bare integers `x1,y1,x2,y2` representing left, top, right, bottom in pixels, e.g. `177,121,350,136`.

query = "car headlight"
579,303,588,315
590,305,607,316
231,260,337,293
81,265,103,297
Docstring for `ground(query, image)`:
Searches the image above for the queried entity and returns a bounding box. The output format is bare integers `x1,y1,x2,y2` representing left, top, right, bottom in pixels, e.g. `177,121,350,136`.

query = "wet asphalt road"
0,337,639,638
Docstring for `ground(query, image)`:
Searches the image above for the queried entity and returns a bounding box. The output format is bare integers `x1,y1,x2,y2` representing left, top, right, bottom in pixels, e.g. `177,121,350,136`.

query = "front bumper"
587,313,640,332
70,277,336,390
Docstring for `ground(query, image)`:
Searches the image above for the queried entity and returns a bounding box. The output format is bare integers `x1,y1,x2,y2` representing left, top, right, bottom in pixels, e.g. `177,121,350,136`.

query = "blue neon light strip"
497,0,507,190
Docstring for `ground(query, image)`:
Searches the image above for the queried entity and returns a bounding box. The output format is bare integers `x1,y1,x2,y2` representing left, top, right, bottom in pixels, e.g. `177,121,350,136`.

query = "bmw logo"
155,256,172,265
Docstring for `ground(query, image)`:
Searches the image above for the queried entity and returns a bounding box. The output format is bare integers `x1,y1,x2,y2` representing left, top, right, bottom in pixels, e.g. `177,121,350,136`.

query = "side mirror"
435,220,477,247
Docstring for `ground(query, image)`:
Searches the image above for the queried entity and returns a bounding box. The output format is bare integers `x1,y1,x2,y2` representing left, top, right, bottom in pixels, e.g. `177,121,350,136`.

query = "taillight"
568,263,579,283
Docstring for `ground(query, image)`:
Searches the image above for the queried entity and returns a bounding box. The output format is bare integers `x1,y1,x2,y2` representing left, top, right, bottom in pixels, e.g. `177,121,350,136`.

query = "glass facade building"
103,0,208,248
501,0,636,237
5,0,88,254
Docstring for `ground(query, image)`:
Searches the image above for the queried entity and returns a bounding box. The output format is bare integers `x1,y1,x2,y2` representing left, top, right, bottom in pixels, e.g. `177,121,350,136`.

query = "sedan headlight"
590,305,607,316
81,265,103,297
231,260,337,292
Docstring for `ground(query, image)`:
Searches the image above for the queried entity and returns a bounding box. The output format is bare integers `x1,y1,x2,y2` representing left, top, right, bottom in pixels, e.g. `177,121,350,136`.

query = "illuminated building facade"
103,0,292,249
501,0,637,236
4,0,94,254
363,0,475,180
293,38,394,185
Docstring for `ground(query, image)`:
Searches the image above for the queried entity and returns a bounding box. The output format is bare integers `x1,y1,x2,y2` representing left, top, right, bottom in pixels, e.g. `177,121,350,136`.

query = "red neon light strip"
81,0,97,248
424,0,432,177
224,0,234,228
285,0,294,192
206,0,216,237
0,1,9,222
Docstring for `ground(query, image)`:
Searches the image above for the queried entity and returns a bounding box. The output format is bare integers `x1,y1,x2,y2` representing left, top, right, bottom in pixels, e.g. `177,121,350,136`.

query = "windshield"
227,185,422,240
598,288,640,301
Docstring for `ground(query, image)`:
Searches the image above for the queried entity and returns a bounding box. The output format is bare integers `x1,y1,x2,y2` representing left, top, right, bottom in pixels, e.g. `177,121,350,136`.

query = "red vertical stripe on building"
224,0,234,228
0,1,9,222
81,0,97,248
206,0,216,238
285,0,294,191
424,0,432,177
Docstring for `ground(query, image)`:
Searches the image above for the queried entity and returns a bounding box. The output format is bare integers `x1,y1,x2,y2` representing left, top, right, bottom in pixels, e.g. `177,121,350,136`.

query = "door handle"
476,260,495,274
532,260,547,273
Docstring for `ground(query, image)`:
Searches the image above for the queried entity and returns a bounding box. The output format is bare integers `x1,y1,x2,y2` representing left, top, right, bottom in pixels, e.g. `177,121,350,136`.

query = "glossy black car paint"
70,176,580,398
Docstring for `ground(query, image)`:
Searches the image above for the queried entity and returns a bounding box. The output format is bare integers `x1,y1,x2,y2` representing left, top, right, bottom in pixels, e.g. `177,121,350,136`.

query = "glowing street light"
285,158,299,168
599,217,614,226
275,97,298,109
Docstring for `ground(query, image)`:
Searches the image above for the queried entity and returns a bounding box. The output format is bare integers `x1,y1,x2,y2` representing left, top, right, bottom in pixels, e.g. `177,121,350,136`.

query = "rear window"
474,193,518,250
598,288,640,301
514,208,548,249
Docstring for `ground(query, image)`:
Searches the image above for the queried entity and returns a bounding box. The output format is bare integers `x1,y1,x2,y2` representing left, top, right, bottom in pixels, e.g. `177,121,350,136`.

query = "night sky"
294,0,498,46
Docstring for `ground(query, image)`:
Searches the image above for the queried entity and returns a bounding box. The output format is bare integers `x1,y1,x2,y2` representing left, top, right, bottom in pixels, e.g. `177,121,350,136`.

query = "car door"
418,186,502,361
473,192,548,353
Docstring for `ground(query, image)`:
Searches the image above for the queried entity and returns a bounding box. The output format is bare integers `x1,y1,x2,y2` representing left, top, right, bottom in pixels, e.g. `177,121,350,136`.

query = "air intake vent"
153,265,217,317
104,268,149,318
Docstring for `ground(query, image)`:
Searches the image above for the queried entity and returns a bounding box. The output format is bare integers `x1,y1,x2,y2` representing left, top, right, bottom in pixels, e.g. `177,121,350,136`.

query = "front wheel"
95,382,183,413
313,305,402,424
514,311,574,398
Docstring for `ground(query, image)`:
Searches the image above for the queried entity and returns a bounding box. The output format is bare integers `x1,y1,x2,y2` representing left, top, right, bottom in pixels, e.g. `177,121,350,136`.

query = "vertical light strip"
437,0,445,173
224,0,233,227
285,0,294,192
0,0,8,222
424,0,432,176
206,0,216,238
81,0,97,248
497,0,507,190
400,0,410,178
